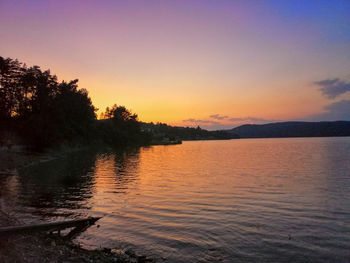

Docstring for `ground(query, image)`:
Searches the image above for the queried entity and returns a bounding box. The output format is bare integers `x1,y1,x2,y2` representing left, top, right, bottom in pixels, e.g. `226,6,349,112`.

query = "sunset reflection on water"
1,138,350,262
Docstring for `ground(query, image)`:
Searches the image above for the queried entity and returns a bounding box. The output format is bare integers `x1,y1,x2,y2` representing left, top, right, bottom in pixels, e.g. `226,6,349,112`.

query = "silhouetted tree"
98,104,150,147
0,56,96,149
0,57,26,126
1,55,232,150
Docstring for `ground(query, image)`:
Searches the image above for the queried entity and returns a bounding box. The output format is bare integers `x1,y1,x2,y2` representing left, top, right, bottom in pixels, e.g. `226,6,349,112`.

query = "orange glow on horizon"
1,1,350,129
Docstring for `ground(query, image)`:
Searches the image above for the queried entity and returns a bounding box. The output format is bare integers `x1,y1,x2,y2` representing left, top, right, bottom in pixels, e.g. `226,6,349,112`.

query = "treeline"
0,56,234,151
0,56,148,150
228,121,350,138
141,122,237,141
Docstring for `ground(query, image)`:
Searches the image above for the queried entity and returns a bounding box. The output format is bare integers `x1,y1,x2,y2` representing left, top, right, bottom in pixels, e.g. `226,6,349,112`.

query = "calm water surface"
1,138,350,262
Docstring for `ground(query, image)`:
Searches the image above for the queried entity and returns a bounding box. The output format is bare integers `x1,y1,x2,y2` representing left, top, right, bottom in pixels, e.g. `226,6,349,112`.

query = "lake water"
1,138,350,262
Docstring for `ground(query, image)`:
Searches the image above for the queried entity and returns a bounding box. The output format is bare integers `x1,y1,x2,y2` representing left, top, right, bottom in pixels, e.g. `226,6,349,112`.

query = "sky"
1,0,350,130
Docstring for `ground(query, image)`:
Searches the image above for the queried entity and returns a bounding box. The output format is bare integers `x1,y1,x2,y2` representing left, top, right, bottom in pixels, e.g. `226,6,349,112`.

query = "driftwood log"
0,217,101,239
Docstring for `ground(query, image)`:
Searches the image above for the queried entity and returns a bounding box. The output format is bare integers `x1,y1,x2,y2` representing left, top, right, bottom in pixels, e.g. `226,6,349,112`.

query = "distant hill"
226,121,350,138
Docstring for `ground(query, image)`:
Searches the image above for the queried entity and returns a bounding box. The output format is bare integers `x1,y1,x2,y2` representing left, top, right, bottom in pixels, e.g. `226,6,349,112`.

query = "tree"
0,56,150,150
0,57,26,125
0,56,97,149
98,104,149,147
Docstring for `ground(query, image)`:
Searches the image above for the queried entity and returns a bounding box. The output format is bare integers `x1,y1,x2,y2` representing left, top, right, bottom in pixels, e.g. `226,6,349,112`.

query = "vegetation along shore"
0,56,235,152
0,56,232,263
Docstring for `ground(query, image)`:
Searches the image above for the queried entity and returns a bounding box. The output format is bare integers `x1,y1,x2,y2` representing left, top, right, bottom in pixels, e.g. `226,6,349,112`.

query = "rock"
103,247,112,253
125,248,136,257
111,249,124,254
137,255,147,262
137,255,153,263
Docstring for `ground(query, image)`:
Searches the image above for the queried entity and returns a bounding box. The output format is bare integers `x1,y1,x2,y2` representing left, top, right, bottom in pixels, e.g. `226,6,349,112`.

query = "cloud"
314,78,350,99
210,114,276,123
321,99,350,120
209,114,229,120
228,117,276,123
182,115,278,130
308,100,350,121
183,118,220,126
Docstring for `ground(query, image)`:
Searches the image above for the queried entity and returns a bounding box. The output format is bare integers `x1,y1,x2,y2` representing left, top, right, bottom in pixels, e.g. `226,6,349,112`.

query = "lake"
1,137,350,262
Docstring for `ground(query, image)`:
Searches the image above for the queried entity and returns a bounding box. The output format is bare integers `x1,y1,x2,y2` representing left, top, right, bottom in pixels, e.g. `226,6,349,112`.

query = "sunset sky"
1,0,350,130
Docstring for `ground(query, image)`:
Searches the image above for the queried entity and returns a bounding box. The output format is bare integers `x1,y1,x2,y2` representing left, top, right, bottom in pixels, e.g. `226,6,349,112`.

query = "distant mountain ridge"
227,121,350,138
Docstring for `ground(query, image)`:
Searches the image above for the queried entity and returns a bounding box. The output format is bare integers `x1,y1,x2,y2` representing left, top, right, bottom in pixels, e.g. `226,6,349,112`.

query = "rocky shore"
0,205,155,263
0,149,156,263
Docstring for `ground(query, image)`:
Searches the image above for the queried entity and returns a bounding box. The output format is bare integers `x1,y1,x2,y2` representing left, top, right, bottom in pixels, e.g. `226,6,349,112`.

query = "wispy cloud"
228,117,276,123
209,114,229,120
314,78,350,99
308,99,350,121
210,114,276,123
183,115,277,130
183,118,220,126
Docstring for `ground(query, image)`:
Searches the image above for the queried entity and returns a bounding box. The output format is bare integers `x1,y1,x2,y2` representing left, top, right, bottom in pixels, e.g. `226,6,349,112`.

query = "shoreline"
0,195,155,263
0,149,156,263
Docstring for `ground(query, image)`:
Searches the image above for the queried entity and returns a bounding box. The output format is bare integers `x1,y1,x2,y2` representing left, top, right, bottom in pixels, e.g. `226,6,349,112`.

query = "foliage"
0,56,96,149
141,122,236,141
0,56,233,150
98,104,151,147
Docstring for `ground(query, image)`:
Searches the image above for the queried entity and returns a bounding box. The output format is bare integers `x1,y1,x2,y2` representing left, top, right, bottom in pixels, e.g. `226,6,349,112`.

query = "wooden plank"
0,217,101,236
